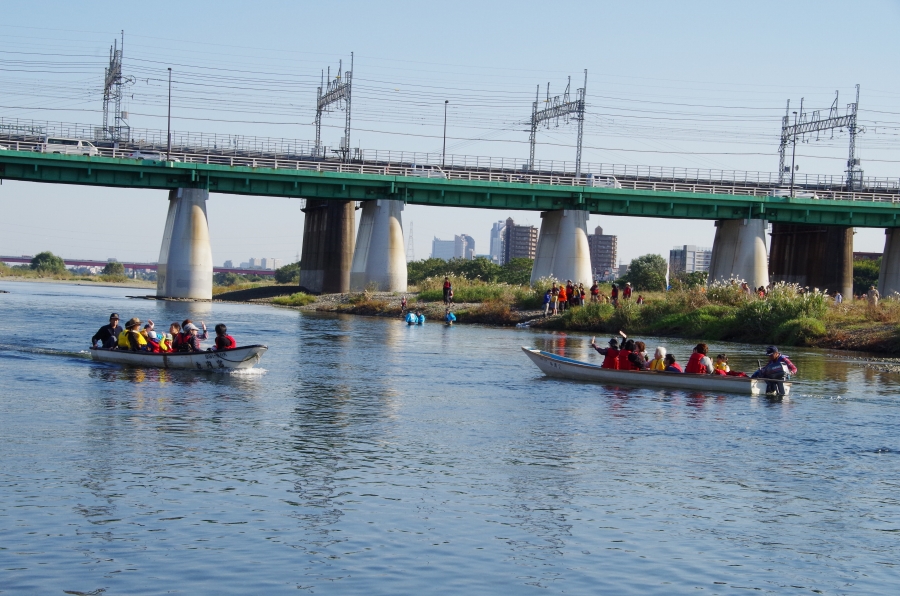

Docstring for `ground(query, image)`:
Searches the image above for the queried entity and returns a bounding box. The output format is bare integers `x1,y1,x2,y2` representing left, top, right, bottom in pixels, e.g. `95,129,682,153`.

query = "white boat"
522,347,790,396
90,345,267,370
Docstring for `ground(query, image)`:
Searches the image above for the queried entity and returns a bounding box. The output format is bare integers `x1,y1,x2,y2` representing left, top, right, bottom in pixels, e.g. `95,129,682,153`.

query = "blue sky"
1,0,898,265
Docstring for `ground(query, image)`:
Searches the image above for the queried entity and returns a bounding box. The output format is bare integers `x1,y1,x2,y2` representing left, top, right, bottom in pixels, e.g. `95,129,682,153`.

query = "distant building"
260,258,281,270
223,260,234,268
432,237,456,260
617,264,630,278
248,257,259,268
587,226,618,281
489,220,506,264
501,217,538,264
669,245,712,275
432,235,475,260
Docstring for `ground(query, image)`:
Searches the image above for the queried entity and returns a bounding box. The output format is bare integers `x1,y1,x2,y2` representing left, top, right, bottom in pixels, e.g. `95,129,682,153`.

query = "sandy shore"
0,276,156,290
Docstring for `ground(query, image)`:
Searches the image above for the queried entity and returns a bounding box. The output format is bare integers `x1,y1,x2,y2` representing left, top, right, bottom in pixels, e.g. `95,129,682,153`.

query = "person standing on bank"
443,277,452,305
92,313,123,348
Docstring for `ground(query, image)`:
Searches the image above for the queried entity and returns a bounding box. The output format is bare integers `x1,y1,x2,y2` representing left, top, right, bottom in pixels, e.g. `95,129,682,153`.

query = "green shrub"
101,261,125,276
30,251,67,275
274,261,301,284
272,292,316,307
773,317,826,345
99,274,128,283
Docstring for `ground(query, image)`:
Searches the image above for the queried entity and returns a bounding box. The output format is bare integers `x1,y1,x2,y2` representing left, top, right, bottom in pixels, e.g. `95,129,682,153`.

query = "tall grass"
547,282,834,346
272,292,316,307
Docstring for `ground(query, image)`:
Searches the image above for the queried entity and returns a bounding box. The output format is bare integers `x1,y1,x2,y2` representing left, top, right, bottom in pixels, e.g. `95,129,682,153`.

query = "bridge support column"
878,229,900,297
350,199,407,292
156,188,213,300
530,210,593,286
299,199,355,294
707,219,769,289
769,224,852,297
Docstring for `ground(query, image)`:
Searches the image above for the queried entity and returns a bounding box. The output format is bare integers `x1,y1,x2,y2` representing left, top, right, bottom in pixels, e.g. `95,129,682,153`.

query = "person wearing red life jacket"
214,323,237,350
617,339,637,370
685,343,714,374
590,337,620,369
663,354,683,373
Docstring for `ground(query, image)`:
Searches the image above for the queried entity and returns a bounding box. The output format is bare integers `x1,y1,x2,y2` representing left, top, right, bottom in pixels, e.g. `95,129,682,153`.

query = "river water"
1,281,898,594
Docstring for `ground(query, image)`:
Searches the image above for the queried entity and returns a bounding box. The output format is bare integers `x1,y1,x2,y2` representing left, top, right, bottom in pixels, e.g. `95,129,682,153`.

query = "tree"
672,270,708,290
30,251,66,275
620,254,667,291
497,257,534,285
101,261,125,276
456,257,501,283
214,272,240,286
274,261,301,284
853,257,880,296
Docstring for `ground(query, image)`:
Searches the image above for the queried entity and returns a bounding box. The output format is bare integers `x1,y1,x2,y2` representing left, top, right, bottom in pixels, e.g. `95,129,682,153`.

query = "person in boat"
628,352,649,371
713,354,730,375
617,339,638,370
663,354,683,373
444,308,456,326
405,310,419,325
118,317,147,351
181,319,208,341
751,346,797,395
685,343,714,374
91,312,123,349
649,347,667,371
590,337,620,369
142,322,162,353
213,323,237,350
174,322,204,353
167,323,182,351
634,340,649,362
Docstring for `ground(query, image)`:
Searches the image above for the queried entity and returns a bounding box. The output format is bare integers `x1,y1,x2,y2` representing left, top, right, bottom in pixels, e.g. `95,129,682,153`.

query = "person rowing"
91,313,123,349
750,345,797,395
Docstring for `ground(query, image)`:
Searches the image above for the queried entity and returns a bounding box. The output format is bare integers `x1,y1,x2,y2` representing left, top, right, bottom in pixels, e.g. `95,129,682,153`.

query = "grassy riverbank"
535,283,900,353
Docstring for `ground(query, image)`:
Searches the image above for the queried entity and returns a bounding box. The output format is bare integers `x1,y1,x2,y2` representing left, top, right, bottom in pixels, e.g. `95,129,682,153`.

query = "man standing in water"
751,345,797,395
91,313,123,348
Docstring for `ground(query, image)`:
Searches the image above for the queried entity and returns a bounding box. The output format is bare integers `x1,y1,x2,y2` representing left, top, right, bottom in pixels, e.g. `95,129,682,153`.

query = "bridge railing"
3,115,900,197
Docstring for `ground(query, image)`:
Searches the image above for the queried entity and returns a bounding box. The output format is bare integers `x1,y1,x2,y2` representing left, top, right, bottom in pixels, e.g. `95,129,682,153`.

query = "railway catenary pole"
166,68,172,161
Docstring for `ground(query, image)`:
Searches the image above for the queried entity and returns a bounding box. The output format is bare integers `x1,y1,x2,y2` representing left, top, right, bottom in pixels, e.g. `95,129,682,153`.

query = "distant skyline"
1,0,897,265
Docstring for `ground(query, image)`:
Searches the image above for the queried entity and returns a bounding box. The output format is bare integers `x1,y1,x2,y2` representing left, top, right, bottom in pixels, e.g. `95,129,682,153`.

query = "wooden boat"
522,347,791,396
90,345,267,370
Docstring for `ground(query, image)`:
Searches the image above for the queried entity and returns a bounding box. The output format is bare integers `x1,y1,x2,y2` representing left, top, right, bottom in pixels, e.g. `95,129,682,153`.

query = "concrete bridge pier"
156,188,213,300
350,199,407,292
530,209,593,287
299,199,356,294
878,228,900,297
769,224,853,297
707,219,769,289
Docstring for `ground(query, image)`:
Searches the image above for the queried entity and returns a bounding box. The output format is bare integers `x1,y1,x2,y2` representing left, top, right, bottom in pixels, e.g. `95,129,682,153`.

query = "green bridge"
1,150,899,228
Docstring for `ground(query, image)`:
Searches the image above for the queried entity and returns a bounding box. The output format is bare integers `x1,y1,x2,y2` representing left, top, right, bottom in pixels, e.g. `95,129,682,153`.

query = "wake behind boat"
522,347,790,396
90,345,267,370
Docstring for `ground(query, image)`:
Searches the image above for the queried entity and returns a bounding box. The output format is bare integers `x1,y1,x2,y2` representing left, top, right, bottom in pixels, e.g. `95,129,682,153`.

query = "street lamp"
789,110,798,198
442,100,449,167
166,67,172,161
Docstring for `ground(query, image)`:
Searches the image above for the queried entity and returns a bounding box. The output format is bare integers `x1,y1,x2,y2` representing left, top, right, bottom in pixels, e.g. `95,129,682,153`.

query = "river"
1,281,898,594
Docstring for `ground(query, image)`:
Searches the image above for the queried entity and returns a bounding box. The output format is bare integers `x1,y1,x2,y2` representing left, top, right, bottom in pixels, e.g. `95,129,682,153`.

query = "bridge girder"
1,151,899,228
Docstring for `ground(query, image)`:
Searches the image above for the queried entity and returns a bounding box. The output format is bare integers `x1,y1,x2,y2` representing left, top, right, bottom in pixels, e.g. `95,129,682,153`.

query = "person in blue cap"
751,346,797,395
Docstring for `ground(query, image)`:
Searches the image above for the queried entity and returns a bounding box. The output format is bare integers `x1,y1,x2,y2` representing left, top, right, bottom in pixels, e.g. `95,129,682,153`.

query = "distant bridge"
0,255,275,277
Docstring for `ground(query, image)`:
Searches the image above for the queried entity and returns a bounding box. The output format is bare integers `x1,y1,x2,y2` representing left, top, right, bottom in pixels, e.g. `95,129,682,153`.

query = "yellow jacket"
649,358,666,371
118,329,147,350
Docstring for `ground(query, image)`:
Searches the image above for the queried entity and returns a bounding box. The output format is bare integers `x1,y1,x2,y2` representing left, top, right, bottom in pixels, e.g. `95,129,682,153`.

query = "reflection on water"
1,281,900,594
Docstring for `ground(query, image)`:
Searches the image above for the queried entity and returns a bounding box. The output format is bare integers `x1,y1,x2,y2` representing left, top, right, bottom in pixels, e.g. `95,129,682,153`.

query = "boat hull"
90,345,267,370
522,347,790,396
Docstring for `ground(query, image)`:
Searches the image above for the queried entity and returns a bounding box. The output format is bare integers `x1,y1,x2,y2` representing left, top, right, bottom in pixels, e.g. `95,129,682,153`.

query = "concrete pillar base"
156,188,213,300
299,200,356,294
530,210,593,287
707,219,769,289
769,223,853,297
878,228,900,297
350,199,407,292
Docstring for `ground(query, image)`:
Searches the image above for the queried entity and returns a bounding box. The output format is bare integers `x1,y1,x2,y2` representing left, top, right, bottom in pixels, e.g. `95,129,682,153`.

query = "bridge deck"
1,148,899,228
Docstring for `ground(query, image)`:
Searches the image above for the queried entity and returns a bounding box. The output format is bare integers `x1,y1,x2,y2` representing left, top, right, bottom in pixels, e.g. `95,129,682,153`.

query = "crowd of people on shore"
589,331,797,381
543,281,645,316
91,313,237,353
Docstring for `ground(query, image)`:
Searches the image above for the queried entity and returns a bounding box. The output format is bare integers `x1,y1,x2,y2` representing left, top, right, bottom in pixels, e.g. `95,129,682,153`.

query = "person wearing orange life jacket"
213,323,237,350
685,343,714,374
591,337,620,369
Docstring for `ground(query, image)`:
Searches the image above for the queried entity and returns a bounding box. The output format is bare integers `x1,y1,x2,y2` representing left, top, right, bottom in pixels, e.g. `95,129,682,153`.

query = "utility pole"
789,111,798,198
167,68,172,161
527,70,587,174
442,100,449,167
314,54,353,161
